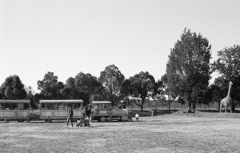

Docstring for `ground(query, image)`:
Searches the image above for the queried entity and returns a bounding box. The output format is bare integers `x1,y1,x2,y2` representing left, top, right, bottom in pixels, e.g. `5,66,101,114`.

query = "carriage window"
99,104,109,108
45,104,53,110
41,103,45,109
10,104,17,110
52,104,59,110
5,103,10,110
18,103,30,110
72,103,78,109
24,103,30,110
18,104,24,110
0,104,4,110
59,103,66,110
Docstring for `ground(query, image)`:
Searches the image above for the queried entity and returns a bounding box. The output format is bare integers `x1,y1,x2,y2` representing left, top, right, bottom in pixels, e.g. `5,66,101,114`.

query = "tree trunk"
168,104,170,111
232,101,235,112
140,98,145,112
188,101,191,109
218,97,221,111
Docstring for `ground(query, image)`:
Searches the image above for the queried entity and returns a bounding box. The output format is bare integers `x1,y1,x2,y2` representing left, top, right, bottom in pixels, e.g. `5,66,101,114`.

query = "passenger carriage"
39,100,83,122
0,100,31,122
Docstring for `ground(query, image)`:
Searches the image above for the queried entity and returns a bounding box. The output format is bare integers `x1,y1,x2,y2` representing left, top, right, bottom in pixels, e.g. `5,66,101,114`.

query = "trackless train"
0,99,132,123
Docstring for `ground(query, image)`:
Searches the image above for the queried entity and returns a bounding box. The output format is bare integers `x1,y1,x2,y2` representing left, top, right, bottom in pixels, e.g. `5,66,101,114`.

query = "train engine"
90,101,132,122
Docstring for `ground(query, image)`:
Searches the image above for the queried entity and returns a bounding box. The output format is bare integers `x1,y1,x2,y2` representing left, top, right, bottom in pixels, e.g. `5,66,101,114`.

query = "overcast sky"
1,0,240,93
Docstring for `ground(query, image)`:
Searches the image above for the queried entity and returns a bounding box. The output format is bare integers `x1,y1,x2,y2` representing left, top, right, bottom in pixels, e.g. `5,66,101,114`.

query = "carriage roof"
91,101,112,104
0,100,31,103
39,100,83,103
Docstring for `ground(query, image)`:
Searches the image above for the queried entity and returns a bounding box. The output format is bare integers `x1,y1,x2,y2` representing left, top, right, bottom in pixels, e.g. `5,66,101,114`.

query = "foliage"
98,65,125,106
74,72,105,105
213,45,240,109
128,71,155,111
208,77,228,110
0,75,26,99
37,72,64,99
25,86,38,109
166,28,212,109
60,77,79,99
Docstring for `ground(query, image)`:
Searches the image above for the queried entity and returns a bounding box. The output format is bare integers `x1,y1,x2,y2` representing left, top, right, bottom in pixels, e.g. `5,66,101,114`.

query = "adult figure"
85,106,92,123
67,103,73,127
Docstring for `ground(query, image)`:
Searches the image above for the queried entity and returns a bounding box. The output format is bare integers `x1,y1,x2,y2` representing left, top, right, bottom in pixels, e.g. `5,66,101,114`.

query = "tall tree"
213,45,240,110
166,28,212,109
99,65,125,106
37,72,64,99
128,71,155,111
0,75,26,99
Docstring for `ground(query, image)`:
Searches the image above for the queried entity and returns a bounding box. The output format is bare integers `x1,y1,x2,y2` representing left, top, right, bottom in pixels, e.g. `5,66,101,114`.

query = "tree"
25,86,38,109
158,74,174,111
60,77,79,99
99,65,125,106
74,72,104,105
209,77,226,111
213,45,240,110
37,72,64,99
166,28,212,109
128,71,155,111
0,75,26,99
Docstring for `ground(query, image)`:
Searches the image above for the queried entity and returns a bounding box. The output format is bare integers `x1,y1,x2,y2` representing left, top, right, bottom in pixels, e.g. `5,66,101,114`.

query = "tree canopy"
127,71,155,111
166,28,212,109
37,72,64,99
99,64,125,105
0,75,26,99
213,45,240,110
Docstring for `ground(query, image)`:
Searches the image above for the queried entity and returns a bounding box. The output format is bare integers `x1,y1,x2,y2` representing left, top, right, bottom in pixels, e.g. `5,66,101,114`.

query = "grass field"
1,111,240,153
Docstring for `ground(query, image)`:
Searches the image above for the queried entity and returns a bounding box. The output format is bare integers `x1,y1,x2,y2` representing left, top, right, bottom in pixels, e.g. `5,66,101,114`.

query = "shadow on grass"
129,109,179,117
198,109,240,113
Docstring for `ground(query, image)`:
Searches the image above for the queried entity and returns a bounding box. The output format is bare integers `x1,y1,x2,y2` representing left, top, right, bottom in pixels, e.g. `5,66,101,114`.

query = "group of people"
66,104,92,127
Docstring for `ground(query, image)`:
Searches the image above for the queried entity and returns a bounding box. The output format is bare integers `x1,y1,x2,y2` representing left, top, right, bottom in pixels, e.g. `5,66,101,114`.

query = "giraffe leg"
225,105,227,113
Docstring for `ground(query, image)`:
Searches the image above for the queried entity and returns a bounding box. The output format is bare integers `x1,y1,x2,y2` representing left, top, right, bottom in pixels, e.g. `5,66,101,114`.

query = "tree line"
1,28,240,111
0,66,163,111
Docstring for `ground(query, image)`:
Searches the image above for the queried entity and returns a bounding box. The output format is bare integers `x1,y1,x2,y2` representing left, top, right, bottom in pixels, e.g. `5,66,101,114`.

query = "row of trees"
0,66,164,111
1,28,239,111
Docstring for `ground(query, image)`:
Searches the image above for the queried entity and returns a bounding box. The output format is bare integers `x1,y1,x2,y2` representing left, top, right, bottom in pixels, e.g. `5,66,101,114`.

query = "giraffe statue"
220,81,233,113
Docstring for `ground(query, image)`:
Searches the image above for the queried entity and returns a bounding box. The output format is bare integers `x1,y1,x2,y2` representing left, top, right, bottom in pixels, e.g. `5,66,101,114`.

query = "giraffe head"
229,81,233,85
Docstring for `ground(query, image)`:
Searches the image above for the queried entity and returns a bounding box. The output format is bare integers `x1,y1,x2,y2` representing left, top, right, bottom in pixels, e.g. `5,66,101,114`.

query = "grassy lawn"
1,111,240,153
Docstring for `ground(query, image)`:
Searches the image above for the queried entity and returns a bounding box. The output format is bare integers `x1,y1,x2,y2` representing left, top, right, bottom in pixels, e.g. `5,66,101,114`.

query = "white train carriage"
0,100,31,122
39,100,83,122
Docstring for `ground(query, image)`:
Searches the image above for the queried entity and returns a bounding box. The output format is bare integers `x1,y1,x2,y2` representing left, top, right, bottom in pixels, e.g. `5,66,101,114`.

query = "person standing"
67,103,73,127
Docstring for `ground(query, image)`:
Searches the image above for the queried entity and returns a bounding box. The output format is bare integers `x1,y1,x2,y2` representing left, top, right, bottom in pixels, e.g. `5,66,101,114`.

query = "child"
135,113,139,121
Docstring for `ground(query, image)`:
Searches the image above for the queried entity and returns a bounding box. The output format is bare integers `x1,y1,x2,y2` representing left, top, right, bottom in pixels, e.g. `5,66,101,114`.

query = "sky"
1,0,240,93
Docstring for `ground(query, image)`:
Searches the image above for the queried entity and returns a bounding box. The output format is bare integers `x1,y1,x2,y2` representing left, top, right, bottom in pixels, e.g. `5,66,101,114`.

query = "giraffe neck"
227,83,232,98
